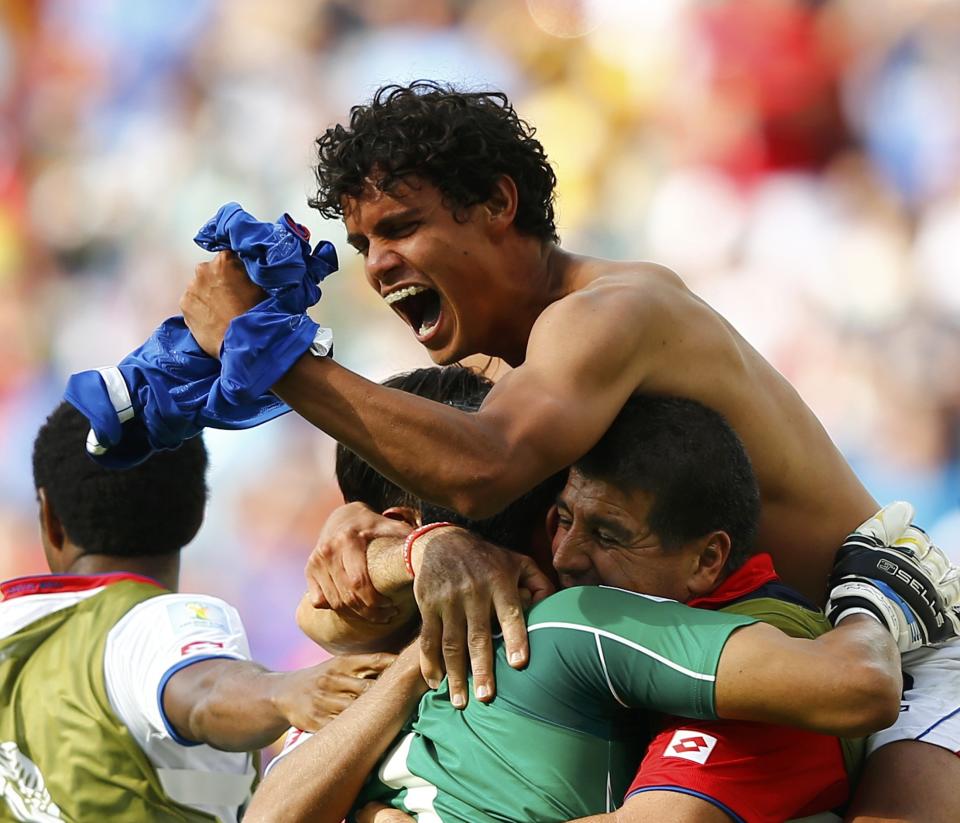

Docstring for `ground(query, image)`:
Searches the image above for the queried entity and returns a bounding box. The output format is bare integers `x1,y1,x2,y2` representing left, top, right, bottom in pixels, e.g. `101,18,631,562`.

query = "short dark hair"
335,366,494,513
575,396,760,569
32,402,208,557
310,80,559,243
335,365,562,554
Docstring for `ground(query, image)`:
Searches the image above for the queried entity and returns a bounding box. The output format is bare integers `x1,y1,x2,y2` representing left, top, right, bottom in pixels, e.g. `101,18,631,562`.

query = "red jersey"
625,554,851,823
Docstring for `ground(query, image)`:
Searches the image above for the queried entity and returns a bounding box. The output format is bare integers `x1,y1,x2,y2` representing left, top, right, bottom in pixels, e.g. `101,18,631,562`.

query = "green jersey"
352,585,757,822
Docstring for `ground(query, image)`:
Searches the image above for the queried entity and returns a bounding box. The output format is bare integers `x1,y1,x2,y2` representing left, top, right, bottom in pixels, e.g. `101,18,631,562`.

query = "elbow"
860,666,902,733
441,458,519,521
841,663,902,736
447,479,515,521
295,596,324,645
449,493,508,522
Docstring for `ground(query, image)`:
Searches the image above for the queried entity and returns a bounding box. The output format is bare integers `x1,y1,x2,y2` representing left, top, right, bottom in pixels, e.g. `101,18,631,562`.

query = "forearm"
275,356,536,517
799,614,902,733
297,593,420,654
298,537,420,653
715,616,901,736
167,660,290,751
245,647,426,823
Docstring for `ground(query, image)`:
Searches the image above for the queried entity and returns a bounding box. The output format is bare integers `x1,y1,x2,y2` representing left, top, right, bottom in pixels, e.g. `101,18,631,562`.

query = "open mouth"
384,285,443,339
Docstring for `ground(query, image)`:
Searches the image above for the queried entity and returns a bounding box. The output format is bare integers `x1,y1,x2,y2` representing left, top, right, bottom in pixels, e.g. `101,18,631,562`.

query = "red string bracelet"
403,521,458,578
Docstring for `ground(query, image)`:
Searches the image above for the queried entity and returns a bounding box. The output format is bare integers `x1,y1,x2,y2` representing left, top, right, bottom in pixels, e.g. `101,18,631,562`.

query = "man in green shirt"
248,375,944,822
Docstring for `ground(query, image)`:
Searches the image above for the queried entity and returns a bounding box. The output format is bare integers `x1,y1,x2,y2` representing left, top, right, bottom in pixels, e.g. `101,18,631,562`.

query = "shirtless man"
181,82,960,821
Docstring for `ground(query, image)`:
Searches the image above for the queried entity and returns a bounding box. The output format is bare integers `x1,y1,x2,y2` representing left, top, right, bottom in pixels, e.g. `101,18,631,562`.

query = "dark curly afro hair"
33,402,208,558
310,80,559,243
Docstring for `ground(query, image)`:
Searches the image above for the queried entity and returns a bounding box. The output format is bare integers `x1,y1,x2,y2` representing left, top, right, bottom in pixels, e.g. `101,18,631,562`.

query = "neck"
495,242,579,366
66,551,180,592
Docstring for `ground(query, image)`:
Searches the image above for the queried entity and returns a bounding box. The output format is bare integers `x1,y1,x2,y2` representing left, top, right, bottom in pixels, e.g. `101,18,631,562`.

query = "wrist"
403,522,460,578
263,671,294,726
833,609,885,628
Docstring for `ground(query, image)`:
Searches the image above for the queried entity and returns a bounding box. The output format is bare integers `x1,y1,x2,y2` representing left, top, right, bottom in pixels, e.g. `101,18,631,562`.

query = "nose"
364,240,404,292
551,530,593,579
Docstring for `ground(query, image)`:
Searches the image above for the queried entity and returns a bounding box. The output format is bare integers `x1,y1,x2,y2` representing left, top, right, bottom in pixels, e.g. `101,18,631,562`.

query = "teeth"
384,285,427,305
419,319,438,337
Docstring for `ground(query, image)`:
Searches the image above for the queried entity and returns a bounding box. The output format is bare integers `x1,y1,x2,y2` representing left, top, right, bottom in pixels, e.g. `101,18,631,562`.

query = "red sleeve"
625,719,849,823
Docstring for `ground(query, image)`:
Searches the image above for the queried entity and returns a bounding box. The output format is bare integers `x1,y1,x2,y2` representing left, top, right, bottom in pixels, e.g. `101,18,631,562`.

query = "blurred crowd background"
2,0,960,683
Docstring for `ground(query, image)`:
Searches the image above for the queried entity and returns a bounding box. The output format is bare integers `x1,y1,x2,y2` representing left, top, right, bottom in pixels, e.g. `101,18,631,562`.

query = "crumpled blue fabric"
65,203,338,468
195,202,337,404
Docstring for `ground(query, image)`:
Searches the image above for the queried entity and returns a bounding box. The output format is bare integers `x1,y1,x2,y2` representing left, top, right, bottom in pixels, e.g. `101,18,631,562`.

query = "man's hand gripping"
304,502,412,623
826,501,960,652
409,526,555,709
180,250,264,358
271,653,396,732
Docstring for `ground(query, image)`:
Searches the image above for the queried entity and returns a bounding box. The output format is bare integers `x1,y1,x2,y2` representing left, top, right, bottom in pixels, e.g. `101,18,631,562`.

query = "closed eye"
595,531,619,546
383,222,419,239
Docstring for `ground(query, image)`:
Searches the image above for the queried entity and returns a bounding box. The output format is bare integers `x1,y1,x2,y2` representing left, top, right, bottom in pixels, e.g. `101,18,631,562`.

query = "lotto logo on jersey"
663,730,718,764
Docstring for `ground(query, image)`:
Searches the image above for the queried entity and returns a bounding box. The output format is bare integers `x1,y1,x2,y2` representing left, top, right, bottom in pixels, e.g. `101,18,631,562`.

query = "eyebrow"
556,494,634,542
346,208,421,249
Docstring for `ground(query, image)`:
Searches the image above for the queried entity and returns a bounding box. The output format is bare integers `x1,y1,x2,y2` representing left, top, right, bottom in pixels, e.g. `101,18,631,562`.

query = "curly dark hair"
310,80,559,243
32,402,208,557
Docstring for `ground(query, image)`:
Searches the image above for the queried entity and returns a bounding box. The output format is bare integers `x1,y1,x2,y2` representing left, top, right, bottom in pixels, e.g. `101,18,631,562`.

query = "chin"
426,337,475,366
426,348,457,366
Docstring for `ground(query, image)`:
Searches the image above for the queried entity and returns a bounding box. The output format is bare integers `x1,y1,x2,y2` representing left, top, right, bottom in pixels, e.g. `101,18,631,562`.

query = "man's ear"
38,488,65,550
544,503,560,541
382,506,421,528
484,175,519,234
688,531,731,596
38,488,68,572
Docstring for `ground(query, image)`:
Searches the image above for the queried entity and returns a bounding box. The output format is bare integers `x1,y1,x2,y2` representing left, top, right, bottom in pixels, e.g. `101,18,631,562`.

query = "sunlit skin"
342,178,565,367
322,175,879,600
182,174,876,600
550,468,727,601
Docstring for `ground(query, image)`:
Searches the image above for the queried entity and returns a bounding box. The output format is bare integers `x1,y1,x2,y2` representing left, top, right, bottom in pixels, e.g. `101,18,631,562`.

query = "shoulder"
531,262,710,352
528,585,685,631
115,592,242,630
720,597,829,640
529,584,657,616
107,592,249,660
543,262,689,317
103,593,252,732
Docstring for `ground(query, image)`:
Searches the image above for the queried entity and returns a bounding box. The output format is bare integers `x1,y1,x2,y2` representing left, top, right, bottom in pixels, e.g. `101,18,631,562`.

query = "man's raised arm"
182,252,648,518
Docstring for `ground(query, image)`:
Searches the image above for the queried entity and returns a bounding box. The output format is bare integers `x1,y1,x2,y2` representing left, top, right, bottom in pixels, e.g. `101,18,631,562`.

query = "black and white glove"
826,501,960,653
